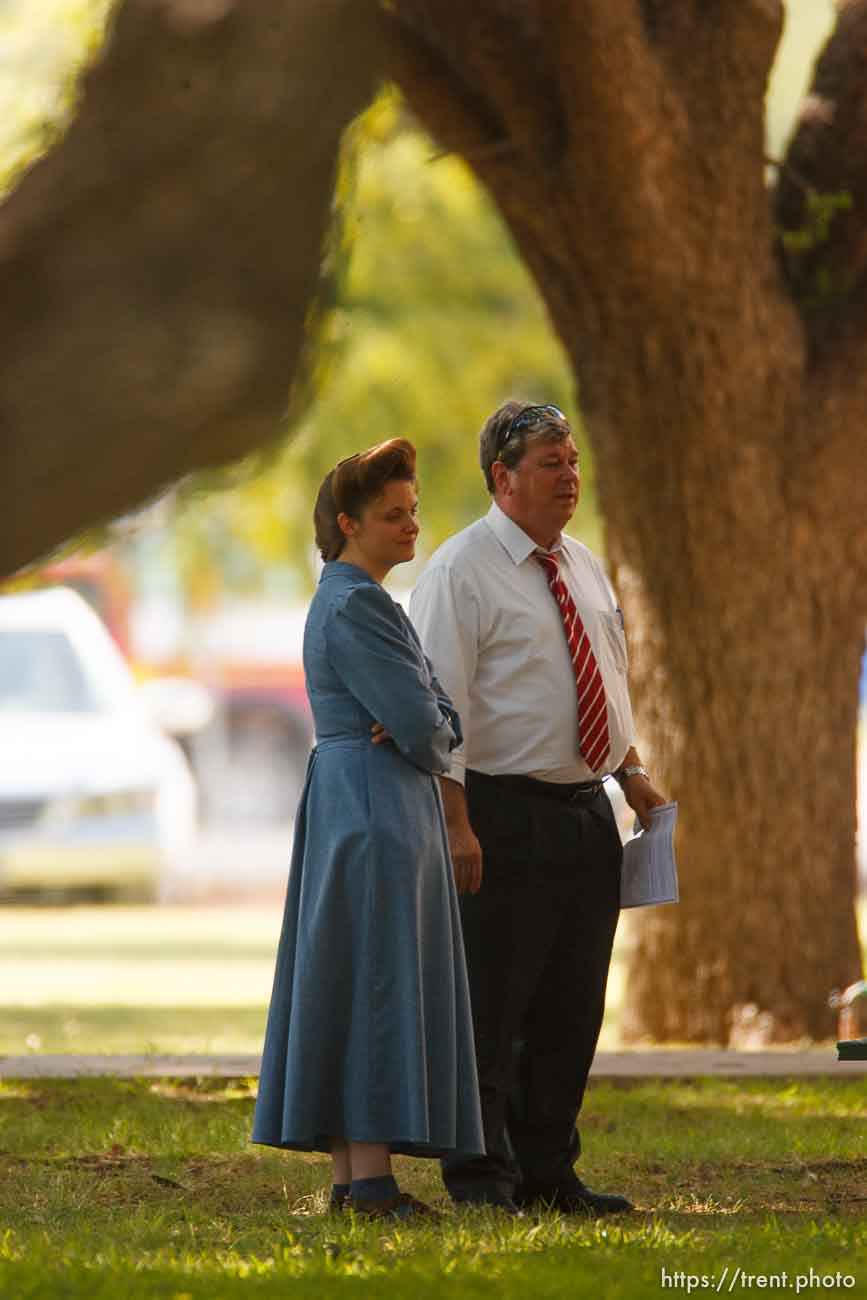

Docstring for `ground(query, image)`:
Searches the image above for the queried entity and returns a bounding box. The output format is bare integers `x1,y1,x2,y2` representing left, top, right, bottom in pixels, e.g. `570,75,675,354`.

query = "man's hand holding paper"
620,800,679,909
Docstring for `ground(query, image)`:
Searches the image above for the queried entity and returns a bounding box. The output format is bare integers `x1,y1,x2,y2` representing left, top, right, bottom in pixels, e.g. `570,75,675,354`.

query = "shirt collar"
319,560,379,585
484,501,562,566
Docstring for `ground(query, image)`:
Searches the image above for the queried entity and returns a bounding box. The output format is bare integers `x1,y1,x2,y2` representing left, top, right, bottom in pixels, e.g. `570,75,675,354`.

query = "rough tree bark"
384,0,866,1040
1,0,381,574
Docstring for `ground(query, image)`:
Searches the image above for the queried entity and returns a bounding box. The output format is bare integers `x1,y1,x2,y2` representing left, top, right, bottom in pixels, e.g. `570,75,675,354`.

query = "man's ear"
491,460,511,496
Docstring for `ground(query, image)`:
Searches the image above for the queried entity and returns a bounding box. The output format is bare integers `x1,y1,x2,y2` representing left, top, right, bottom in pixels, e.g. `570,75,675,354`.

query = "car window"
0,629,104,714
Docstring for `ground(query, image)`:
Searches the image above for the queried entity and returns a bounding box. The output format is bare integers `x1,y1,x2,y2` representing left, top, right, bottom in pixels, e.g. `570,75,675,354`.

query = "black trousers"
442,769,622,1204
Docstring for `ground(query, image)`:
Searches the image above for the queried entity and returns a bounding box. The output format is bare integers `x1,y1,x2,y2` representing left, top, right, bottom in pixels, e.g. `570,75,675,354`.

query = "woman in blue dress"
253,438,483,1219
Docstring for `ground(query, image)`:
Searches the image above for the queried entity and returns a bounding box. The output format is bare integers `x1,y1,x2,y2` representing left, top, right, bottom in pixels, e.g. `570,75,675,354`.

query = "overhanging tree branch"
386,2,566,173
2,0,383,575
379,9,509,166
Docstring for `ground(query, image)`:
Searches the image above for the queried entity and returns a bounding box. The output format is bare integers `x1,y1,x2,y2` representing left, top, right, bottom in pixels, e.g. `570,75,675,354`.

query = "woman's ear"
337,511,358,539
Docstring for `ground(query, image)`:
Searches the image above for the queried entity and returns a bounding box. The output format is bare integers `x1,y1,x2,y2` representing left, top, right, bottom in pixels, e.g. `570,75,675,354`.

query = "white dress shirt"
409,502,635,785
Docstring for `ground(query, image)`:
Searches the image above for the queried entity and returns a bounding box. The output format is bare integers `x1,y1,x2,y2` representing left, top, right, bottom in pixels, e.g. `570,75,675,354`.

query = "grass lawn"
1,1076,864,1299
2,903,632,1055
1,899,865,1296
3,897,866,1057
0,904,284,1056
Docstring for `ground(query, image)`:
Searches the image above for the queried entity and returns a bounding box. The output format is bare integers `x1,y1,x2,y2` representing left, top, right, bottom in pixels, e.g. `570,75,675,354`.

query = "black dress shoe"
518,1177,633,1216
453,1194,524,1216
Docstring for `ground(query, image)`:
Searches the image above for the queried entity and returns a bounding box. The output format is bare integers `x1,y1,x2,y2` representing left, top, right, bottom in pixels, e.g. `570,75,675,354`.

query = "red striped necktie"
535,550,611,774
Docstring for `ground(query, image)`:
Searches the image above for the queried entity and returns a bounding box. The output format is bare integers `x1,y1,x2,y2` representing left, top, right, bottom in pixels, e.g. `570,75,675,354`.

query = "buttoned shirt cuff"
442,749,467,787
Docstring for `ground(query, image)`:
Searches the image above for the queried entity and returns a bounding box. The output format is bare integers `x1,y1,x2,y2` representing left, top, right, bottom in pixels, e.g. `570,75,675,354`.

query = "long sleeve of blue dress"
326,582,461,775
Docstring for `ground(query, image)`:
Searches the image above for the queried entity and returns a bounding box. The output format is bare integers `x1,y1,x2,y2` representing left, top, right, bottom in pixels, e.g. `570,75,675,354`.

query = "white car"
0,587,198,901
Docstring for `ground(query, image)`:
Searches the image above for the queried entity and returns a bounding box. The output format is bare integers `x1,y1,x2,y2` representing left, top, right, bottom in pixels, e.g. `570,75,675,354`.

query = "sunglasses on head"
499,404,567,452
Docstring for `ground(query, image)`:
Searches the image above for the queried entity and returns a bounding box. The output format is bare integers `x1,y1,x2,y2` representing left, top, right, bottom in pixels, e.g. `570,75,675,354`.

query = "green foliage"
779,190,854,256
779,189,856,311
0,0,115,195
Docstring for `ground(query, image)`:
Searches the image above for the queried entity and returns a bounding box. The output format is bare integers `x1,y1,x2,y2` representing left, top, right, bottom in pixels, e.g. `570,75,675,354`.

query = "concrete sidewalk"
1,1050,864,1079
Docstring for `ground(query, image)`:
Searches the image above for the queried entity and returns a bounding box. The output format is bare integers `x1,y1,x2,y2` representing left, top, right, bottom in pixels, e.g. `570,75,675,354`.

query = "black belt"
468,771,605,805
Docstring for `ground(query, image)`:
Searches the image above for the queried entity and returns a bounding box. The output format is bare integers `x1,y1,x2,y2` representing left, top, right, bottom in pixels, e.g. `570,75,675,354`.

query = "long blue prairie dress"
252,561,484,1158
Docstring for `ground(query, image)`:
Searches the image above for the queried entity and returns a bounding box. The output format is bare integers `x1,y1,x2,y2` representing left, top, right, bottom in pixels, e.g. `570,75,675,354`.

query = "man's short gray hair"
479,400,571,494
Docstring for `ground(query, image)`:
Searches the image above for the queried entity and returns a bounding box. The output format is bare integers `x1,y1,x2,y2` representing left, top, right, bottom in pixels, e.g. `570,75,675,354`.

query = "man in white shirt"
410,400,666,1215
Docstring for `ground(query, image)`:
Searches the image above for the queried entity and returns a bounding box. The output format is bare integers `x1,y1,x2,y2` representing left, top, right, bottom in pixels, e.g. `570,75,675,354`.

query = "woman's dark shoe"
328,1189,351,1213
349,1191,441,1221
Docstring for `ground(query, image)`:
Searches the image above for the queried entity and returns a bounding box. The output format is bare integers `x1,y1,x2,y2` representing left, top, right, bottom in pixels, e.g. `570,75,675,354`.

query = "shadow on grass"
2,1076,864,1217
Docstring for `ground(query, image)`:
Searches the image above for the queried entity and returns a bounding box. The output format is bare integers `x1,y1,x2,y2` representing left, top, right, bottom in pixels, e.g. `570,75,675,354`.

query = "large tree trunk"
608,412,865,1042
388,0,866,1039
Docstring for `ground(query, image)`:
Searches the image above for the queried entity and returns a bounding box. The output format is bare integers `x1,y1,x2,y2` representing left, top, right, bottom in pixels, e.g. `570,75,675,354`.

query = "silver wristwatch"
615,764,648,786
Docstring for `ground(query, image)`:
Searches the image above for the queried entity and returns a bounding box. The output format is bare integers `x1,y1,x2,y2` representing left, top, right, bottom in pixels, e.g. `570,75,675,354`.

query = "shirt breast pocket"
599,610,628,674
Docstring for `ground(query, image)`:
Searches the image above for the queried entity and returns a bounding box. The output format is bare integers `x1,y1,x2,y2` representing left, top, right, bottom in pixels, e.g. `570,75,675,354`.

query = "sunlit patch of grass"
0,1082,31,1100
148,1078,260,1104
661,1193,746,1216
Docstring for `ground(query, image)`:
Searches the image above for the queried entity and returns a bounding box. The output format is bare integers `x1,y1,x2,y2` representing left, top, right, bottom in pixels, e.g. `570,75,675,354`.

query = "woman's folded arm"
326,584,457,774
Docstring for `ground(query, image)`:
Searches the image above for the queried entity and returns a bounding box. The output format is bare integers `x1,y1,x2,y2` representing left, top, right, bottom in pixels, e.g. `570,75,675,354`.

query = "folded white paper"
620,800,679,909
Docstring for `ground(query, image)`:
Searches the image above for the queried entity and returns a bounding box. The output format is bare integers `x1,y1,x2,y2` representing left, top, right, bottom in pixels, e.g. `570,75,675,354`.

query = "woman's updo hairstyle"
314,438,417,562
